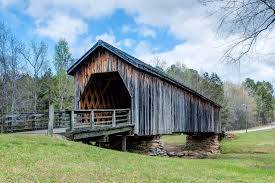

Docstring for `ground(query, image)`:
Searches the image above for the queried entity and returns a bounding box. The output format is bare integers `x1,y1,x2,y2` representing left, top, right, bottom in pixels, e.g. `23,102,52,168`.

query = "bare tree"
224,82,257,130
151,56,167,72
21,40,48,111
21,40,48,79
0,23,9,113
0,23,22,115
201,0,275,62
9,36,22,114
0,23,9,131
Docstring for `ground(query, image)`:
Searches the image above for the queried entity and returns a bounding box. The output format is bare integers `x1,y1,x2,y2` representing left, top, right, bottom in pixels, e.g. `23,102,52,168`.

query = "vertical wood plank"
122,136,127,151
112,110,116,127
128,109,131,124
72,49,221,135
70,110,74,130
91,110,94,128
48,105,54,136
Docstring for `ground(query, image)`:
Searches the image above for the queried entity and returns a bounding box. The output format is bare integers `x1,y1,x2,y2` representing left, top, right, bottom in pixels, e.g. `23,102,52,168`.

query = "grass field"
0,130,274,183
161,133,186,144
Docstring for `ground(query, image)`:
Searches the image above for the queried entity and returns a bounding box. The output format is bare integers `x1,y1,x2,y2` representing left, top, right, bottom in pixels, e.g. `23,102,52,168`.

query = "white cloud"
95,32,120,47
134,41,154,59
0,0,18,8
140,27,156,38
122,24,156,38
8,0,275,83
26,0,118,19
71,36,95,58
122,39,134,48
120,1,205,40
121,0,275,83
95,32,135,49
36,15,88,44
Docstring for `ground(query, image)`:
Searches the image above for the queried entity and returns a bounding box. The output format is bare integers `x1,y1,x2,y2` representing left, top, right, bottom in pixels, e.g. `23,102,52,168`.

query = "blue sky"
1,0,275,83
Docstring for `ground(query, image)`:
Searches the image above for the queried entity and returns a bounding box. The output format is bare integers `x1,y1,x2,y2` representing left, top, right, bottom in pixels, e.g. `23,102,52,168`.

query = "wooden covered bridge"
66,40,221,152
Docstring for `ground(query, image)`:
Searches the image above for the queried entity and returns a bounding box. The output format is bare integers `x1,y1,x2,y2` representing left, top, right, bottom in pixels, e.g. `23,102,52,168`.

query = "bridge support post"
122,135,127,151
184,133,220,156
90,110,94,128
70,111,74,130
112,110,116,127
48,105,54,136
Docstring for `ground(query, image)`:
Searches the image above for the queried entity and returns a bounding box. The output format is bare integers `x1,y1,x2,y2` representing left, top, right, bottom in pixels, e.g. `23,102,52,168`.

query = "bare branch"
201,0,275,62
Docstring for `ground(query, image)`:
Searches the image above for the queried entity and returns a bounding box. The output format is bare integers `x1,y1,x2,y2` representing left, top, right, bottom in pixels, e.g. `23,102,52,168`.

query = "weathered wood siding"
73,48,221,135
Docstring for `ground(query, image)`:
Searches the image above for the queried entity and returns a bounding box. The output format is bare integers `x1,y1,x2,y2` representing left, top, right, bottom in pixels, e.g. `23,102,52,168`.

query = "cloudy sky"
1,0,275,83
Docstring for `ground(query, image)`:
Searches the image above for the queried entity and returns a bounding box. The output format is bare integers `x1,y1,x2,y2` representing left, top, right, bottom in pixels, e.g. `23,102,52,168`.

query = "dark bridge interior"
80,72,131,110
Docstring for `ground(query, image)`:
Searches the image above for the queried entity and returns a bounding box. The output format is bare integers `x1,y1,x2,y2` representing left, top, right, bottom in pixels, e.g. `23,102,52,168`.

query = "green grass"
0,130,274,183
221,130,275,154
161,133,186,144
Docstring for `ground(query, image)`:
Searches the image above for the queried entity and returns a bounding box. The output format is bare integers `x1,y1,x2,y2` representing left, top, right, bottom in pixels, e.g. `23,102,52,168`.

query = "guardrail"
70,108,131,130
0,111,71,133
0,108,131,133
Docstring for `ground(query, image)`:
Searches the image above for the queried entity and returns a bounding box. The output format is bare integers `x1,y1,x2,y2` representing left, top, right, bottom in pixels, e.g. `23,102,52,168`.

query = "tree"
16,74,35,112
54,39,74,110
21,40,48,112
201,72,229,128
166,64,229,128
166,63,203,92
39,69,54,111
0,22,22,114
55,39,73,72
243,78,274,124
9,36,22,114
0,23,10,117
243,78,256,96
201,72,224,102
152,56,166,71
224,82,257,130
201,0,275,62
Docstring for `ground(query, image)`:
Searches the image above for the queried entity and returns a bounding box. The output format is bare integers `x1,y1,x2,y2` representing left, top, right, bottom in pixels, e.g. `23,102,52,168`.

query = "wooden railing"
0,108,131,133
70,108,131,130
0,111,71,133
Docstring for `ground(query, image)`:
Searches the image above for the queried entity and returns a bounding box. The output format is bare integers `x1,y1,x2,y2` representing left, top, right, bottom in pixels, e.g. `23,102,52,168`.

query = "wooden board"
72,48,221,135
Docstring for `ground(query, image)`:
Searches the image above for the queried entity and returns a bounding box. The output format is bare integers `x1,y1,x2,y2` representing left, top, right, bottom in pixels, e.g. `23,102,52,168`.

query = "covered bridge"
66,40,221,154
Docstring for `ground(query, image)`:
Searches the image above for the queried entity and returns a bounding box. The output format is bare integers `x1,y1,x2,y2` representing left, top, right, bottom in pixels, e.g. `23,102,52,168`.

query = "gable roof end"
67,40,221,108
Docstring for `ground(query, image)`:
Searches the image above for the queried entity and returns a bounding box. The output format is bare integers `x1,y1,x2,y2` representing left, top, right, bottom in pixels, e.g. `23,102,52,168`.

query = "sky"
0,0,275,84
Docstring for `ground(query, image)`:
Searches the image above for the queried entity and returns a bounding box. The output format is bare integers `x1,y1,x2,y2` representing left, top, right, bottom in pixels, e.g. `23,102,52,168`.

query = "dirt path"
231,122,275,133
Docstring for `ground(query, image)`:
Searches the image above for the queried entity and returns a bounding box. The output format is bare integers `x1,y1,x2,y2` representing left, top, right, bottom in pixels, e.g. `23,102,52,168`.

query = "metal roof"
67,40,221,107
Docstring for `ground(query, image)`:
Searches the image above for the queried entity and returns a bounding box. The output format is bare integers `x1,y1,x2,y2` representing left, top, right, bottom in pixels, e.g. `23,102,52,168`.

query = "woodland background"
1,23,274,131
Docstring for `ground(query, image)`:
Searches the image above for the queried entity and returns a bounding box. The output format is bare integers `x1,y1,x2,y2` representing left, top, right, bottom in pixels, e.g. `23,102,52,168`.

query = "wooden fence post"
91,110,94,128
48,105,54,136
122,135,127,151
70,110,74,130
112,110,116,127
128,109,131,125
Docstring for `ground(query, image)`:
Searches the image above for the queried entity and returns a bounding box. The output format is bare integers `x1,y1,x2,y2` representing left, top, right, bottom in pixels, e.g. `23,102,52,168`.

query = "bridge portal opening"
80,72,131,110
